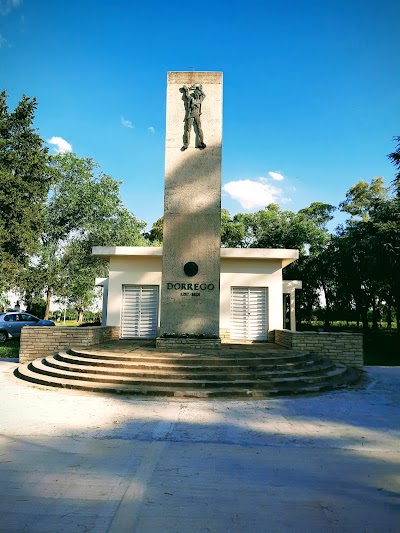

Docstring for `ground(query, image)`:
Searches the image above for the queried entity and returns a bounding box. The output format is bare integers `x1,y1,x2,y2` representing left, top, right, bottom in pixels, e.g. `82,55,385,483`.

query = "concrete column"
282,280,303,331
290,288,296,332
160,72,223,337
95,278,109,327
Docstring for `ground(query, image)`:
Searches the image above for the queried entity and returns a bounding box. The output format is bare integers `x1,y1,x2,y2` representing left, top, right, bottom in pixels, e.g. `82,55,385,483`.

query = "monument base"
156,337,221,350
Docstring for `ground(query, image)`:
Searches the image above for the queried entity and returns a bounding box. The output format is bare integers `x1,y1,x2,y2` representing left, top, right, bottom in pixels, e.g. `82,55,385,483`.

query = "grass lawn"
0,338,20,358
55,320,80,327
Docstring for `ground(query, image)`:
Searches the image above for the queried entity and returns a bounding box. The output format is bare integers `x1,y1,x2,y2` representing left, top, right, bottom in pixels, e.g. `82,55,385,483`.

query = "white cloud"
0,33,8,47
121,116,133,129
268,171,285,181
0,0,21,16
280,197,293,204
47,136,72,154
223,178,283,209
148,126,155,133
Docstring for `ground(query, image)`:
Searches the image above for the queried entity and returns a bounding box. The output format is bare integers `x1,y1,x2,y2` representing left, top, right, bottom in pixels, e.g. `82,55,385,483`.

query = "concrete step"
44,355,335,380
14,364,360,398
63,349,313,366
54,351,323,371
14,341,361,398
24,358,347,388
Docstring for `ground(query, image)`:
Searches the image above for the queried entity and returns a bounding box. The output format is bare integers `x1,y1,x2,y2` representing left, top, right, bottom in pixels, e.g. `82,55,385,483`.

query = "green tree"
221,210,254,248
249,203,334,253
334,178,395,330
333,222,381,330
23,153,146,320
221,202,336,327
384,137,400,325
339,177,389,221
388,136,400,196
286,203,336,327
367,196,400,329
144,216,163,244
59,208,147,323
58,240,101,324
297,202,336,235
0,91,52,293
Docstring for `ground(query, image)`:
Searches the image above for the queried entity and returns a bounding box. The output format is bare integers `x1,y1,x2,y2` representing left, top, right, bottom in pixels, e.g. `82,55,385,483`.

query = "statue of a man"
181,84,206,150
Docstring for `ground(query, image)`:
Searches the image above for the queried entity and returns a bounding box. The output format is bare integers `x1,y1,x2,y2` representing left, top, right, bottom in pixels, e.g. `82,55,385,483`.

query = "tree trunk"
77,308,84,324
396,304,400,331
387,305,392,330
44,288,51,320
372,297,379,330
385,294,393,330
321,283,331,330
361,309,369,331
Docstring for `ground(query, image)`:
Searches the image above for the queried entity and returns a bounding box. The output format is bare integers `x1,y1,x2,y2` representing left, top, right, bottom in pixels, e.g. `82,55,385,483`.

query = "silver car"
0,312,55,342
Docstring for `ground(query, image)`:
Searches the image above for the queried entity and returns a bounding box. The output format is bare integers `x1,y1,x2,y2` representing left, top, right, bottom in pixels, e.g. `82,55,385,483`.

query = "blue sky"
1,0,399,230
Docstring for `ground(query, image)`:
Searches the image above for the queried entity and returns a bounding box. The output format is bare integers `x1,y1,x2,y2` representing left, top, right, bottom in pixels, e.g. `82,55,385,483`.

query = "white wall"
105,255,285,334
220,258,284,332
107,256,162,327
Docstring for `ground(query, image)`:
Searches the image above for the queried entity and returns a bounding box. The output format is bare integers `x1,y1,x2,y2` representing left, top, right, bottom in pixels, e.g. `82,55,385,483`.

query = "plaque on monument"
184,262,199,277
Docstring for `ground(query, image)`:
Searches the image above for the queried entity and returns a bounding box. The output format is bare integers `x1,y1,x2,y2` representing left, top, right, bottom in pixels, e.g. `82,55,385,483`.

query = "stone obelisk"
159,72,223,339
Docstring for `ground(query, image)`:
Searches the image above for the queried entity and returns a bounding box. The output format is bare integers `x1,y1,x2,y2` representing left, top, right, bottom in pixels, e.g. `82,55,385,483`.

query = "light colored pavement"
0,359,399,532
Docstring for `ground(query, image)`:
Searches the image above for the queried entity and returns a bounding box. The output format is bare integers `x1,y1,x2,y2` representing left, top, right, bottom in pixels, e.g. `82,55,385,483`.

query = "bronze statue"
181,84,206,150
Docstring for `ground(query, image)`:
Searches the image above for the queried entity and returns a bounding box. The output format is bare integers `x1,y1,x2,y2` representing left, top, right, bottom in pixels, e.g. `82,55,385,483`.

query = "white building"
93,246,302,341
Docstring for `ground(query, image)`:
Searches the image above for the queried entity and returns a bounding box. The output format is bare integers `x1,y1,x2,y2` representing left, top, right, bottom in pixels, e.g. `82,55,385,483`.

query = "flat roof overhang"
92,246,299,268
220,248,299,267
92,246,163,259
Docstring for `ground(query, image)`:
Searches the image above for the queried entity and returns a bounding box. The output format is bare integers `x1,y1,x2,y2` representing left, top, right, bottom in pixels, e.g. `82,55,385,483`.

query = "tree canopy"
339,177,388,221
0,91,52,292
218,178,399,330
388,136,400,196
22,153,147,320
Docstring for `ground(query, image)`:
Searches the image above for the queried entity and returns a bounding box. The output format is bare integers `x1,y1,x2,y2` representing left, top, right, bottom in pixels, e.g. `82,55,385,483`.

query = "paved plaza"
0,358,399,532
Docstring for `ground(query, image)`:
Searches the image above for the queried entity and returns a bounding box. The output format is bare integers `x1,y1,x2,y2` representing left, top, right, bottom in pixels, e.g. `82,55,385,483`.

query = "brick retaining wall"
19,326,121,364
269,329,363,368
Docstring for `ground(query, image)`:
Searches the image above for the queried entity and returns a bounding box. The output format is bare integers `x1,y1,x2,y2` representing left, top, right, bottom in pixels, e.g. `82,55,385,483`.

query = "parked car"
0,312,55,343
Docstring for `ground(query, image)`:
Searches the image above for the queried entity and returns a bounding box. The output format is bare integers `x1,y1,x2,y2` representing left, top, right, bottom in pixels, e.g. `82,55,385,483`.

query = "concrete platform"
0,358,399,532
14,340,359,397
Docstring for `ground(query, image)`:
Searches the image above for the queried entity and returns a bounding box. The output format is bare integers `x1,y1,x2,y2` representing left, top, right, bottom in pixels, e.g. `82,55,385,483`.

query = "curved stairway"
14,341,360,398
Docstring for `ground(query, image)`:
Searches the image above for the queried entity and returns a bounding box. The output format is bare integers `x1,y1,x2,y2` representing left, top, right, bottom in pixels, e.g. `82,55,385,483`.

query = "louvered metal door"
231,287,267,341
121,285,159,339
